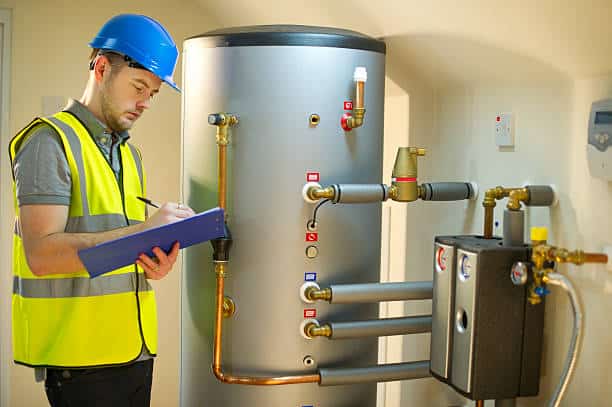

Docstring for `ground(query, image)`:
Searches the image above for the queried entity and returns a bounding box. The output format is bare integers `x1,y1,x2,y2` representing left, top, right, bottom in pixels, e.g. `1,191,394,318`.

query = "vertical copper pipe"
484,206,494,238
355,81,365,109
211,124,320,385
218,144,227,214
213,264,225,371
476,401,485,407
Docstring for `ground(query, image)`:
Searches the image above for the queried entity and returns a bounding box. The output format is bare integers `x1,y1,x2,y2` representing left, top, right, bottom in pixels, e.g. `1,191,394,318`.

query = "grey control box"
430,236,545,400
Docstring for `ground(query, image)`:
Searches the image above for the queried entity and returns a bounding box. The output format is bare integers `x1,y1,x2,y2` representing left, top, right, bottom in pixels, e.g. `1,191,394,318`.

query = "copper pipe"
583,253,608,264
212,263,225,370
218,144,227,213
484,206,494,238
212,132,321,385
476,401,485,407
355,81,364,110
212,265,320,385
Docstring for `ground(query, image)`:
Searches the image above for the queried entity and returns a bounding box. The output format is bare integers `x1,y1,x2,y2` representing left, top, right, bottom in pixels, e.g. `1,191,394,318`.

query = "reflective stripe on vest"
9,111,157,368
14,273,152,298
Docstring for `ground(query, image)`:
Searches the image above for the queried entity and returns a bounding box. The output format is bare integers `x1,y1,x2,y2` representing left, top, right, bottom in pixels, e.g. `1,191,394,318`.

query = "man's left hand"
136,241,180,280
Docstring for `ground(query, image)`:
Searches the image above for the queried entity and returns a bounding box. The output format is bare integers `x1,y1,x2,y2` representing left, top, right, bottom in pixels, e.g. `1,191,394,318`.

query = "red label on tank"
304,309,317,318
306,233,318,242
344,101,353,110
306,172,320,182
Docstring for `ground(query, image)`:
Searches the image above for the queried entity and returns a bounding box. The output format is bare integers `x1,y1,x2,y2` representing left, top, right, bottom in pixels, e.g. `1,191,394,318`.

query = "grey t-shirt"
13,99,129,206
13,99,153,378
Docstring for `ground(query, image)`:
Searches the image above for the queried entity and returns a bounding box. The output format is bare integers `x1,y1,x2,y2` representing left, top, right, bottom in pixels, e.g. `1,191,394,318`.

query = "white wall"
0,1,216,406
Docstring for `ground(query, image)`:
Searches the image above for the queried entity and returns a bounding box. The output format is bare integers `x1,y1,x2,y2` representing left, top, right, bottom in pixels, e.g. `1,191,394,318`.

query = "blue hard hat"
89,14,180,92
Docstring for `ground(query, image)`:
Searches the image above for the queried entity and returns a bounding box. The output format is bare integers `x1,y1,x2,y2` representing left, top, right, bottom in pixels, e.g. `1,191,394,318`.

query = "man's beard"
100,86,131,133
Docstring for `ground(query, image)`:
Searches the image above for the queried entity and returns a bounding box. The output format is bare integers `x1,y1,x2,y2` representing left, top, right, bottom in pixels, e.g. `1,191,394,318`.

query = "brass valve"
208,113,238,145
387,147,427,202
525,227,608,305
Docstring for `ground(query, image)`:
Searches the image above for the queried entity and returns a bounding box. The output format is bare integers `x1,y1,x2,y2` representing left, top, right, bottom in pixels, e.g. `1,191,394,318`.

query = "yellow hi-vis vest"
9,111,157,368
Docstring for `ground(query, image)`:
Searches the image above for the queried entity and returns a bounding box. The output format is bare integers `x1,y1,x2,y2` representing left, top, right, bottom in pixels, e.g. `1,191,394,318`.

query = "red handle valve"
341,113,352,132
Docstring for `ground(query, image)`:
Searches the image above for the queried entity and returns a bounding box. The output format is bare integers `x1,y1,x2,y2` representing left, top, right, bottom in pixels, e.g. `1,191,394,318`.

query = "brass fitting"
304,321,332,338
507,188,529,211
223,296,235,318
215,262,227,277
481,186,526,238
305,286,332,302
389,147,426,202
209,113,238,146
342,81,366,131
482,186,507,208
532,245,608,269
306,185,335,201
527,227,608,304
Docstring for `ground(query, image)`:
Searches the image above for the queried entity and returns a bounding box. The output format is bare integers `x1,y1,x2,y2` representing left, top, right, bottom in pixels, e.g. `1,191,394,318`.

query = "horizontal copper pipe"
583,253,608,264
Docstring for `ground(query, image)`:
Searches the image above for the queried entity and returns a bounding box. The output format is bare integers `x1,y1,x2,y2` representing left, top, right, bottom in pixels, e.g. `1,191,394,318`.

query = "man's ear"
93,55,110,82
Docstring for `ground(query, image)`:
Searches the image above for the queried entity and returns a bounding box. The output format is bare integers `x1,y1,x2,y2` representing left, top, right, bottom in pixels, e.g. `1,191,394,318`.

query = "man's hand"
135,202,194,279
137,242,180,280
142,202,195,230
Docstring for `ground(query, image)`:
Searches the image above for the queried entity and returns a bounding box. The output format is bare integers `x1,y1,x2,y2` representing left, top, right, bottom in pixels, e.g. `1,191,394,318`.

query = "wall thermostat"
587,99,612,180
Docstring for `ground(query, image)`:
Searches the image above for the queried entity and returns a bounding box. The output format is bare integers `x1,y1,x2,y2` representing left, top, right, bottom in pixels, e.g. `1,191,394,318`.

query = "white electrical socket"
495,113,515,147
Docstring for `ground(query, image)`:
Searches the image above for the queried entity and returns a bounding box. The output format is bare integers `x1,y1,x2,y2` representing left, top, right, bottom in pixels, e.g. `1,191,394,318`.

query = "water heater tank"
181,25,386,406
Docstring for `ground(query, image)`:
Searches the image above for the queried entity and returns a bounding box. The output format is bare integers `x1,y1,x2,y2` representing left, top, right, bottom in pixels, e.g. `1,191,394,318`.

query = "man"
9,14,193,406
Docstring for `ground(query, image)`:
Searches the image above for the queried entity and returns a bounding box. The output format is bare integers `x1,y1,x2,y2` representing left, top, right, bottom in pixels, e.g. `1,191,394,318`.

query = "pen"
136,196,160,209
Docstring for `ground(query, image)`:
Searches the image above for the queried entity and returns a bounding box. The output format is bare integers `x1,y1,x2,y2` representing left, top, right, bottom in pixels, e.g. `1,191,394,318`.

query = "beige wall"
0,1,216,406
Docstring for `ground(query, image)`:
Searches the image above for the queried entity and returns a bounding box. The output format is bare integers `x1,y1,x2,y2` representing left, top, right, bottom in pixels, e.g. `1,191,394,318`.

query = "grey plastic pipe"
330,184,387,203
545,273,583,407
329,316,431,339
330,281,433,303
420,182,476,201
526,185,556,206
319,361,431,386
503,209,524,247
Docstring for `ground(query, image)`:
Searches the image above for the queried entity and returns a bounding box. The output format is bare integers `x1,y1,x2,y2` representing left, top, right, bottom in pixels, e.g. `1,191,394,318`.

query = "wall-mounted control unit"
587,99,612,181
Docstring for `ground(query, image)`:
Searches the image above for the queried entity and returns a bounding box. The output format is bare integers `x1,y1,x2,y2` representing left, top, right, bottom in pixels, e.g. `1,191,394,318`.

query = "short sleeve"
13,124,72,206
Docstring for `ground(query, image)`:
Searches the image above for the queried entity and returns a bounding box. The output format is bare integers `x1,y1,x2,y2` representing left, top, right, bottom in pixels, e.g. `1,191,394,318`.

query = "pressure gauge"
511,262,529,286
436,246,448,273
459,254,472,281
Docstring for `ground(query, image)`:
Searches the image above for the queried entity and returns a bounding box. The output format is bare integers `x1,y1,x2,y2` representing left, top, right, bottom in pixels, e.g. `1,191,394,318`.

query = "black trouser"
44,359,153,407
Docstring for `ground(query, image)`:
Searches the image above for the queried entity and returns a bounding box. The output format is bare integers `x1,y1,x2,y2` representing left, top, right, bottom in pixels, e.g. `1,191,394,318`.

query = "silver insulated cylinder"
181,26,386,406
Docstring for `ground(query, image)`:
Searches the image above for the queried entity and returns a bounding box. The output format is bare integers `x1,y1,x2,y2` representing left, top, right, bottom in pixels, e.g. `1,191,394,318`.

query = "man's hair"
88,48,126,75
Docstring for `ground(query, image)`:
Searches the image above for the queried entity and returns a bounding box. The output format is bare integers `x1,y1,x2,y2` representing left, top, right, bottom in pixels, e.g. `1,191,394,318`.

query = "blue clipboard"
78,207,225,278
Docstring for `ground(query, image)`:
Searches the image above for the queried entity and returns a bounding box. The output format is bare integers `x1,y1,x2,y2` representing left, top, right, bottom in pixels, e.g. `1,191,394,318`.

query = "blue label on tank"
305,272,317,281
